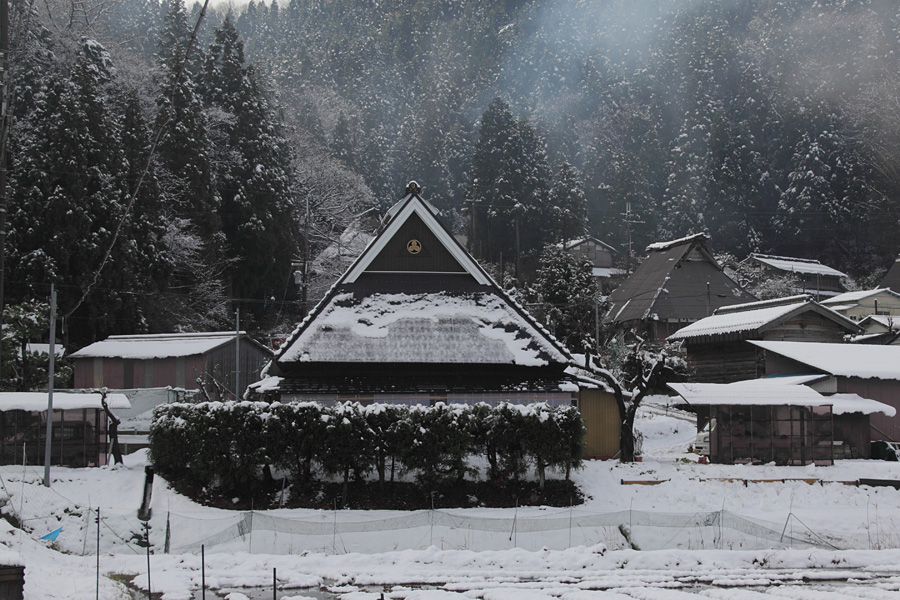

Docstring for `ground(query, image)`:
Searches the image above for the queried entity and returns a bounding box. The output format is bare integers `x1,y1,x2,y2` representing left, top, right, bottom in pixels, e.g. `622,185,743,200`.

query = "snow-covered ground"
5,397,900,599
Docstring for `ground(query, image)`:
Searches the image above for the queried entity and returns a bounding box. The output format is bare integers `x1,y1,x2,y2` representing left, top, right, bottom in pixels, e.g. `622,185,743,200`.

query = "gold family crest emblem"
407,239,422,254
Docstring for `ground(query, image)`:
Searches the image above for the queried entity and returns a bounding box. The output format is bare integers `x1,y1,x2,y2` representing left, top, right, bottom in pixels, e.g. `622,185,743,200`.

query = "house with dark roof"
250,182,620,459
750,341,900,442
741,253,847,299
882,255,900,292
560,237,625,293
602,233,755,342
667,295,862,383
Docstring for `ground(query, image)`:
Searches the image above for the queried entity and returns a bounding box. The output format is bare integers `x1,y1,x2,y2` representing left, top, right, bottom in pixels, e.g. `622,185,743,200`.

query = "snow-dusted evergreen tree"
466,98,553,276
548,162,588,245
200,15,298,323
531,245,598,355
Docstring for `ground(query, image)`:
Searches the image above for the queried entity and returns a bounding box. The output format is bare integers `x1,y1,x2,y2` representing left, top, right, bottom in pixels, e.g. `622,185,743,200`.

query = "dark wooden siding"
762,313,850,343
366,212,466,273
206,339,272,398
685,342,761,383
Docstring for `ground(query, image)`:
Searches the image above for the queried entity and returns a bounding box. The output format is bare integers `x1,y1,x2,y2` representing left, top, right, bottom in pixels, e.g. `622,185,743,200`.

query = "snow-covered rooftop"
645,232,709,252
71,332,249,360
750,340,900,380
667,381,894,415
821,288,900,305
714,295,812,315
749,254,847,278
667,302,808,341
0,392,130,412
278,292,569,366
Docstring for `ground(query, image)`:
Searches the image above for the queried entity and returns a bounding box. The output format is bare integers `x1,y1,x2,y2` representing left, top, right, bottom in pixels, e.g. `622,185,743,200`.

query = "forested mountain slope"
8,0,900,347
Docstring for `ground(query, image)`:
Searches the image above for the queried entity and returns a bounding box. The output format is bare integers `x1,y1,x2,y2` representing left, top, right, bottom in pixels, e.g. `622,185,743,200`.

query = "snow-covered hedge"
149,400,585,494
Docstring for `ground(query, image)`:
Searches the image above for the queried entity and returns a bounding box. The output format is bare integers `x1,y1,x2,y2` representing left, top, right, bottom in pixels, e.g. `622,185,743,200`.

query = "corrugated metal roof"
70,332,269,360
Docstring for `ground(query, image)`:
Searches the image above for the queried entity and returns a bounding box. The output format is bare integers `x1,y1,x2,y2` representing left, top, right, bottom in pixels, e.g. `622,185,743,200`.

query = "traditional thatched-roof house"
251,182,620,459
603,234,754,342
667,295,861,383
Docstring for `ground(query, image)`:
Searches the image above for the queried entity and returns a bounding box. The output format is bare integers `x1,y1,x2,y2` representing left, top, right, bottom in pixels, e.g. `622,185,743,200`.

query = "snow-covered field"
5,398,900,599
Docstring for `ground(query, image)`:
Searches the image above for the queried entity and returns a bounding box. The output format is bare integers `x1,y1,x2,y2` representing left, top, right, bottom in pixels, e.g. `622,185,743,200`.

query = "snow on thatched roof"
278,291,568,367
749,340,900,380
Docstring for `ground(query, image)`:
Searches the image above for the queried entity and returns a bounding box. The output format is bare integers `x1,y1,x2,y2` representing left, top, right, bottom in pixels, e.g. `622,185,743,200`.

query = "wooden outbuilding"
667,296,862,383
70,332,273,400
250,182,620,459
0,392,130,467
741,253,847,300
751,341,900,442
669,379,894,464
603,234,754,342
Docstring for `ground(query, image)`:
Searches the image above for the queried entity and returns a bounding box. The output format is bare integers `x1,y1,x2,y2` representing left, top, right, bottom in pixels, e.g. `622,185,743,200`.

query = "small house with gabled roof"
602,233,754,342
251,182,620,459
741,253,847,299
667,295,862,383
559,237,625,293
820,288,900,321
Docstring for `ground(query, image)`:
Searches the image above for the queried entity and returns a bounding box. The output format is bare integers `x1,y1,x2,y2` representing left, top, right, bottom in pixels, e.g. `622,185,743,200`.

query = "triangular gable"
344,184,491,285
269,182,575,369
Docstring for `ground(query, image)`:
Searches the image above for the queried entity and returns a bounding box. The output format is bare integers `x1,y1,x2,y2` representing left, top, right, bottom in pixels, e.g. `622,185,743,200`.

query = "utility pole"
43,285,56,488
621,202,644,273
234,308,240,401
0,0,10,381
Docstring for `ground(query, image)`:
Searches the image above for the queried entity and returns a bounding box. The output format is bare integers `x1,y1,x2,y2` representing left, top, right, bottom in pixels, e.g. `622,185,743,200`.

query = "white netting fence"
0,465,885,556
163,506,843,555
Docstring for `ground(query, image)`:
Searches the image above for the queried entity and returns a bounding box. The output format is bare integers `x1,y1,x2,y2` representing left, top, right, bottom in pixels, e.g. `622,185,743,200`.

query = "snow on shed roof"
749,340,900,380
748,254,847,278
278,291,568,366
70,332,264,360
667,381,894,415
668,302,809,341
0,392,130,412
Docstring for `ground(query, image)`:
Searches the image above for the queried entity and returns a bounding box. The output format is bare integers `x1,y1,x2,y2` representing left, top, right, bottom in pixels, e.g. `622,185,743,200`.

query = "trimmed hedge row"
149,400,585,495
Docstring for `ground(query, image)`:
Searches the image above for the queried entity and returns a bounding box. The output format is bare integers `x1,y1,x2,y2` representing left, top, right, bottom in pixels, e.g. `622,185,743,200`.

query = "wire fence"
0,464,887,557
